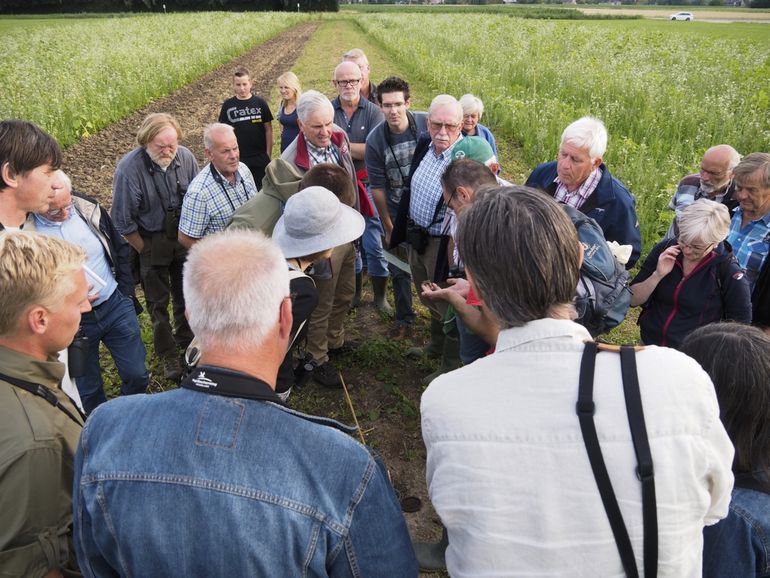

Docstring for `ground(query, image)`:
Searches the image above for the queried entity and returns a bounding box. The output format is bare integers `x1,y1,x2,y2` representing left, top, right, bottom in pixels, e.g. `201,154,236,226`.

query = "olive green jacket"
0,346,83,577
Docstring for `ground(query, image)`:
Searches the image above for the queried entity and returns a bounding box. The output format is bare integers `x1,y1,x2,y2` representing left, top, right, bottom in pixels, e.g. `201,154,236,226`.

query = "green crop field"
355,14,770,251
0,12,310,147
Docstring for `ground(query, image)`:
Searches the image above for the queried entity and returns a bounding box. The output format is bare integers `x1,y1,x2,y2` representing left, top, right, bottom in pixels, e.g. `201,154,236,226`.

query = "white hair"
54,169,72,192
183,230,289,352
342,48,368,64
203,123,235,150
429,94,463,123
297,90,334,123
459,94,484,119
678,198,731,247
560,116,608,161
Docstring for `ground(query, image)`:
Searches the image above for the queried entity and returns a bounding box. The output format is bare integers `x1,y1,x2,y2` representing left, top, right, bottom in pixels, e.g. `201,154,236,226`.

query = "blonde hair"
136,113,182,147
678,198,730,247
0,232,85,336
277,71,302,107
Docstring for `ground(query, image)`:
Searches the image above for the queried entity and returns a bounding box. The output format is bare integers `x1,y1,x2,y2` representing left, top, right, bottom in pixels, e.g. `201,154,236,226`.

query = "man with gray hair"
343,47,377,104
178,123,257,248
667,144,741,237
392,94,463,366
526,116,642,267
421,185,733,577
73,229,419,577
111,112,199,380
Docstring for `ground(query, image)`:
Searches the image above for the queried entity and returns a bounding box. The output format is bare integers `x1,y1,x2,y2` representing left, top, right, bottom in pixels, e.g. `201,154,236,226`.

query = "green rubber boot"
350,271,363,309
371,276,393,316
405,317,444,360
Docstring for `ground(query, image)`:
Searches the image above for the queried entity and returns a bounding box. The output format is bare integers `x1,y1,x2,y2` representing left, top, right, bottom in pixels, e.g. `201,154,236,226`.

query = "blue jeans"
455,311,491,365
77,289,149,414
360,191,389,278
389,260,415,325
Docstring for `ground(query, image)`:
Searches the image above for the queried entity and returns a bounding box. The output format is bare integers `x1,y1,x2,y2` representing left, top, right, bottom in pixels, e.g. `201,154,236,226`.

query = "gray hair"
183,230,289,352
561,116,608,161
456,186,580,328
459,94,484,119
203,123,235,150
54,169,72,193
297,90,334,124
678,198,730,247
733,152,770,189
342,48,368,64
429,94,463,124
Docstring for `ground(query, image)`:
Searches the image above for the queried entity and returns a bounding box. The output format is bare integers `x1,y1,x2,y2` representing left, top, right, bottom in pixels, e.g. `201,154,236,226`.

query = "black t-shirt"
218,95,273,169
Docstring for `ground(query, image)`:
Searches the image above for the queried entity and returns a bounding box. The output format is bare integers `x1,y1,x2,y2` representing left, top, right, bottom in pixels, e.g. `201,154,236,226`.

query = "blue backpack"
562,205,631,337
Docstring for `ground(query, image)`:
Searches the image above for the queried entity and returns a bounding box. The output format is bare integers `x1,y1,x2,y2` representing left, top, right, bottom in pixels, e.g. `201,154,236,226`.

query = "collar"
34,212,71,228
294,131,349,171
0,211,33,231
495,318,591,353
209,162,242,186
428,135,463,160
734,207,770,227
181,365,284,405
0,345,66,389
332,95,365,111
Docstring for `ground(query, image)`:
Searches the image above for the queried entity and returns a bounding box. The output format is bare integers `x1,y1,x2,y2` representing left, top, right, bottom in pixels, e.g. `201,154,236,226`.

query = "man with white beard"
111,113,199,381
667,144,741,237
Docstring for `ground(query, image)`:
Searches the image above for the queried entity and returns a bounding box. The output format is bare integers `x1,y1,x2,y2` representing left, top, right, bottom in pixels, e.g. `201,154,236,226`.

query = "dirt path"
62,21,319,205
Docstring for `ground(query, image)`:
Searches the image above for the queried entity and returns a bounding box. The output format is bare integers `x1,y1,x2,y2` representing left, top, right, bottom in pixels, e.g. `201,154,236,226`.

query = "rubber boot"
412,526,449,572
421,334,461,385
350,271,363,309
405,317,444,360
371,276,393,316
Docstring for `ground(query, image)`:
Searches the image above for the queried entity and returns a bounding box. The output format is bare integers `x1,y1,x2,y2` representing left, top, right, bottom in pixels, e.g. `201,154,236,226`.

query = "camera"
406,221,429,255
164,208,181,240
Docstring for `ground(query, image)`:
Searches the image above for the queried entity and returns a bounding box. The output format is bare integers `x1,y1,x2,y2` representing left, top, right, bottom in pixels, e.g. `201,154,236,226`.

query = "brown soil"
61,21,445,573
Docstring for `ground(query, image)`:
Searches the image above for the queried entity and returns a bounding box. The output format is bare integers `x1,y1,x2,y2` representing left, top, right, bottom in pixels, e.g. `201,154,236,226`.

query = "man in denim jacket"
73,230,418,578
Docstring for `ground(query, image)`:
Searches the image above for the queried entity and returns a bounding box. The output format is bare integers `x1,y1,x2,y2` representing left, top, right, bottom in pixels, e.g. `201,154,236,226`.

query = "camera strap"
180,365,285,405
576,342,657,578
0,371,85,427
209,163,245,213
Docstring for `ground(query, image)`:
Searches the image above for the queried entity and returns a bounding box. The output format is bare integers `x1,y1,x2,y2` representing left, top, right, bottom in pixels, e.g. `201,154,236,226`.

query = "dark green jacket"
0,346,83,577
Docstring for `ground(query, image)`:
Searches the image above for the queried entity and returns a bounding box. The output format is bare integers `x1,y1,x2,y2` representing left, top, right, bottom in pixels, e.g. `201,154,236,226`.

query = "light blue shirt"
409,138,461,236
35,212,118,306
727,208,770,289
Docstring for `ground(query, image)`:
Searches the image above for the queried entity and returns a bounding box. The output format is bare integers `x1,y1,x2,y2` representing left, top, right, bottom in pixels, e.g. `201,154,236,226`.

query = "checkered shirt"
728,208,770,289
409,140,460,236
554,167,603,209
179,162,257,239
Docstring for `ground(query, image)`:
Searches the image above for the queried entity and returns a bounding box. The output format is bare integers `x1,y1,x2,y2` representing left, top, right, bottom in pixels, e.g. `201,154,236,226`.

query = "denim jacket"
703,486,770,578
73,385,418,577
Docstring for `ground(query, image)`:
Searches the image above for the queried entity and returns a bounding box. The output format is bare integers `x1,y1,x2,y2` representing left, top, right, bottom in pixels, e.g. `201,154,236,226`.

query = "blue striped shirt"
179,162,257,239
728,208,770,289
409,140,460,236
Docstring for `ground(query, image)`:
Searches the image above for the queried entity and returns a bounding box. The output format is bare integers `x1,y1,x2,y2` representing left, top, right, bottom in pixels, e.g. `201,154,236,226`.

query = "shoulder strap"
577,343,658,578
0,371,85,427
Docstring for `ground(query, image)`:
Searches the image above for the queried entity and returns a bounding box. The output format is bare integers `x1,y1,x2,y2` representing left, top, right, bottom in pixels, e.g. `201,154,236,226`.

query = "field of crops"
356,14,770,249
0,12,310,147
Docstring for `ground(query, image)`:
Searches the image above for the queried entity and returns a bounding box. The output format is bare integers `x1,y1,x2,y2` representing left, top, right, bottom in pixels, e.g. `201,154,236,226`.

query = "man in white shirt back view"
420,185,734,578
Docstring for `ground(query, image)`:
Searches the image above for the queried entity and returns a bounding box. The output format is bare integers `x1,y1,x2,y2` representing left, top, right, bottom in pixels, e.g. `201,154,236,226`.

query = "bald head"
700,144,741,196
334,61,362,105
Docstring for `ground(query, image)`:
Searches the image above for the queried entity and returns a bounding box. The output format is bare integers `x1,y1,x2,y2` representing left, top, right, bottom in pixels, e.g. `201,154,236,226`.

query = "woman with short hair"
630,198,751,348
681,322,770,577
459,93,498,157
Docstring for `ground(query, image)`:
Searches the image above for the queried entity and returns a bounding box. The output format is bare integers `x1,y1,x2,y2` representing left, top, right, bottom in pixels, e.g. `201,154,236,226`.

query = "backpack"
562,204,631,337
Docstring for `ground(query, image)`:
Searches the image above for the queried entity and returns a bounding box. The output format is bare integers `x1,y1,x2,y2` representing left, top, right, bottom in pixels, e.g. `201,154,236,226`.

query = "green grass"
0,12,311,147
342,3,639,18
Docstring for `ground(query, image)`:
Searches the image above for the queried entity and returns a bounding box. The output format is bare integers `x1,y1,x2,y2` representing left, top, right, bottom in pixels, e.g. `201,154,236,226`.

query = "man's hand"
124,232,144,253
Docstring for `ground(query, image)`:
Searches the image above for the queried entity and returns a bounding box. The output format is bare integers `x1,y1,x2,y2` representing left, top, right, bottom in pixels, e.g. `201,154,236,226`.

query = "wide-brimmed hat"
273,186,365,259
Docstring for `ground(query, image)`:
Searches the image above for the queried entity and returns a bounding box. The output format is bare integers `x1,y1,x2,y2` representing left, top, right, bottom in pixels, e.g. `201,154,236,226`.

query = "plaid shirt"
554,167,603,209
728,208,770,289
179,162,257,239
409,140,460,236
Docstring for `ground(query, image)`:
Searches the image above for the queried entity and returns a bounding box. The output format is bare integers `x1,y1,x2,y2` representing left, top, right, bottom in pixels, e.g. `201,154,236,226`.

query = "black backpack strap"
577,342,639,578
620,345,657,578
0,371,85,427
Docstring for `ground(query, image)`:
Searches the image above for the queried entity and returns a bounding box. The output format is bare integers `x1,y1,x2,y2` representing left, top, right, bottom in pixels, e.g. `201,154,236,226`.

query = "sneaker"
312,362,343,388
162,358,183,382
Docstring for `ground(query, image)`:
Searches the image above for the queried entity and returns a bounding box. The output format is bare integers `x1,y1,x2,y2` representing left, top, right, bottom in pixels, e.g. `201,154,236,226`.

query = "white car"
670,11,694,21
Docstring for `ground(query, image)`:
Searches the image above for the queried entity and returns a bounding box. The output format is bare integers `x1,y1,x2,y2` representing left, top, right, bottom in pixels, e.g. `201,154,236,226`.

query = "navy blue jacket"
526,161,642,268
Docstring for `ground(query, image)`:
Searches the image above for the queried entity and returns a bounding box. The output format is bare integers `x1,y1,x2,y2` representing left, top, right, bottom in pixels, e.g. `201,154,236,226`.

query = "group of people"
2,43,770,577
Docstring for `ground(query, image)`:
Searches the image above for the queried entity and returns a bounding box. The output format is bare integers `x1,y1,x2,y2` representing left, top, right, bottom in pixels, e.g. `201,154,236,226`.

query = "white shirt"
421,318,734,578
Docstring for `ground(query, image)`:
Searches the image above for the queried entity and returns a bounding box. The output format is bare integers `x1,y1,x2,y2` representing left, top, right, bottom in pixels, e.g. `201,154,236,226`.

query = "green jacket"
227,158,303,236
0,346,83,577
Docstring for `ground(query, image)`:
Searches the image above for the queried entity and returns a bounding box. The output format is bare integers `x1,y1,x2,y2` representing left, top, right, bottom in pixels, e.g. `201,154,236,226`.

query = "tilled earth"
61,21,445,570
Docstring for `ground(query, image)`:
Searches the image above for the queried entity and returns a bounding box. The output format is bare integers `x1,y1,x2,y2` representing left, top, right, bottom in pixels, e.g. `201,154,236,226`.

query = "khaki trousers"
409,236,449,323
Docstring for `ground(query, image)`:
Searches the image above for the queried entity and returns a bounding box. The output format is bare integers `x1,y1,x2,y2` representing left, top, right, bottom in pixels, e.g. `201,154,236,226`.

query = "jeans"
360,190,389,278
76,289,149,414
388,256,415,325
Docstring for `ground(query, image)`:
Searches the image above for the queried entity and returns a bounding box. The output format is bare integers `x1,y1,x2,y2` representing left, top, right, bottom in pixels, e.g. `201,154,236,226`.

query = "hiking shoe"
388,322,414,340
328,340,361,357
162,358,183,382
312,362,343,388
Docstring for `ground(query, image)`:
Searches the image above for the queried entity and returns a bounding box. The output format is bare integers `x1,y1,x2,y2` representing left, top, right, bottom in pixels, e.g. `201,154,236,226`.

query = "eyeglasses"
335,79,361,87
381,102,406,110
429,121,461,132
678,239,714,253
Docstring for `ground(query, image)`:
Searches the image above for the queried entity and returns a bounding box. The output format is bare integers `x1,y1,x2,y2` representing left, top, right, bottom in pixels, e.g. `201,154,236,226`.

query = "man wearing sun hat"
73,224,418,577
